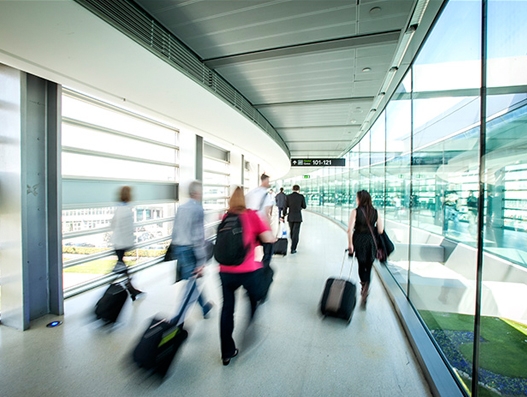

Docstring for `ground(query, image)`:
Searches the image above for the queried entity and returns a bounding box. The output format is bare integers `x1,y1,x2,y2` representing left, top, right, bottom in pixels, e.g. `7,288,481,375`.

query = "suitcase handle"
170,276,199,327
339,249,355,279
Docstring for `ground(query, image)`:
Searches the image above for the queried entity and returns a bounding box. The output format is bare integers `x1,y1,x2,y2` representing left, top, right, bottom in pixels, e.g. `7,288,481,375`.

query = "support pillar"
0,63,63,330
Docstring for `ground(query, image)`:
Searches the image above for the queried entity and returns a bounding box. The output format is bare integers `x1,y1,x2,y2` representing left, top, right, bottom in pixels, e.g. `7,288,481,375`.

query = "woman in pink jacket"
218,187,275,365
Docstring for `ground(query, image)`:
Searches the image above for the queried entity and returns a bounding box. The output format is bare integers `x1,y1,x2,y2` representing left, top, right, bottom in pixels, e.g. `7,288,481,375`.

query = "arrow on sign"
293,160,298,165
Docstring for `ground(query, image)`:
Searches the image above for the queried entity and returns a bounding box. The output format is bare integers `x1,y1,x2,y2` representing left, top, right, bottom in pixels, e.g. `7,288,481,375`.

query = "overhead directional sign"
291,158,346,167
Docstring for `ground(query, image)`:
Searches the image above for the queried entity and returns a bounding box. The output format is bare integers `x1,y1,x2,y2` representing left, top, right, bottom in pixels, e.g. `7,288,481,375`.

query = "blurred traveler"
393,195,402,221
275,187,287,219
218,187,275,365
171,180,213,319
110,186,144,301
466,191,478,236
246,173,274,267
443,187,459,234
284,185,306,254
347,190,384,307
246,173,275,300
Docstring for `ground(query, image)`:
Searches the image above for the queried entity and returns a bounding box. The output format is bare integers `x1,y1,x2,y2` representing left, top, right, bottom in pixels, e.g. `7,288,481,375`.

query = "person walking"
466,190,478,237
284,185,306,254
171,181,213,318
347,190,384,307
110,186,144,301
218,187,275,365
275,187,287,220
245,173,275,269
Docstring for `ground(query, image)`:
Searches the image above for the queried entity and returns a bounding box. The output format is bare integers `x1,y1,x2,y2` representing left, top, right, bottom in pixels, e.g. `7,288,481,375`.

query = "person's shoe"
222,349,239,366
291,250,297,254
203,302,214,319
360,295,368,309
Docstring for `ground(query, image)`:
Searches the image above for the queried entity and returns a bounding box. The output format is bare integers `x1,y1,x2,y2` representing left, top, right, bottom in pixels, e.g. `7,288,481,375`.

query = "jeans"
219,270,264,358
443,206,459,233
288,222,302,251
173,245,207,312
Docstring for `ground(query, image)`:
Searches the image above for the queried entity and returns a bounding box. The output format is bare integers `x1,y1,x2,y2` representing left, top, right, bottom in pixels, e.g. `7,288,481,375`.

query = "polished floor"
0,212,431,397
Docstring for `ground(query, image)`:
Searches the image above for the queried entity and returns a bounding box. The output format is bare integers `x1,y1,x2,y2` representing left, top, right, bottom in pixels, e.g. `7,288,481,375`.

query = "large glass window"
61,91,178,293
203,144,230,239
283,1,527,395
478,2,527,396
410,1,481,394
384,75,412,290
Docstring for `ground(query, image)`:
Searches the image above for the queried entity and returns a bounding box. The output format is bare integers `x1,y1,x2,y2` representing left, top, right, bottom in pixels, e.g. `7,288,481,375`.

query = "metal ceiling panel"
133,0,425,160
288,140,350,151
358,1,415,35
139,1,359,59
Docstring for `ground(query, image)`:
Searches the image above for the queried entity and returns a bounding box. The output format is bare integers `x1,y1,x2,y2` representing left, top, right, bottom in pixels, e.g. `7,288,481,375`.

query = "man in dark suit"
284,185,307,254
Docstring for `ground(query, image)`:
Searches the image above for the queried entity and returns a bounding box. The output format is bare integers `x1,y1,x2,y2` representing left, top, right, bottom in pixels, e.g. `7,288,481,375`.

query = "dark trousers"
219,270,264,358
278,207,285,219
288,222,302,251
357,259,374,284
262,242,274,269
261,244,274,300
114,249,140,295
115,249,126,262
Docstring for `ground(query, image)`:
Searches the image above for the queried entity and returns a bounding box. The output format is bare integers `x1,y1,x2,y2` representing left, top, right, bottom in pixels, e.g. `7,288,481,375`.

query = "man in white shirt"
246,173,274,224
245,173,274,300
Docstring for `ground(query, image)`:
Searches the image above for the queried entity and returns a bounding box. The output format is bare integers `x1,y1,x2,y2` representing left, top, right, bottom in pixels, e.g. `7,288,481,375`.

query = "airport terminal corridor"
0,212,430,397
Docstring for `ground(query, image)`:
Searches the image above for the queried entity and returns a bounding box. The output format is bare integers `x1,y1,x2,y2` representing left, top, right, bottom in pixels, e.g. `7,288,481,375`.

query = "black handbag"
163,245,173,262
378,231,395,258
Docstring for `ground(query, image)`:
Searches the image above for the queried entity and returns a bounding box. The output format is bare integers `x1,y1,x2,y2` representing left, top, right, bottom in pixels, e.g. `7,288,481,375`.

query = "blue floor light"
46,320,62,328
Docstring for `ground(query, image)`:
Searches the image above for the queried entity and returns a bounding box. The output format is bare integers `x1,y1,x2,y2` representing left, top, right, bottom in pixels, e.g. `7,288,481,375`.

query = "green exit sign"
303,175,311,179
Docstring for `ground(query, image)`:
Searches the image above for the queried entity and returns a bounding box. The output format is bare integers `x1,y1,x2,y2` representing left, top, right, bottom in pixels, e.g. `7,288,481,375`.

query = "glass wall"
284,1,527,395
62,91,178,292
203,143,231,240
479,1,527,396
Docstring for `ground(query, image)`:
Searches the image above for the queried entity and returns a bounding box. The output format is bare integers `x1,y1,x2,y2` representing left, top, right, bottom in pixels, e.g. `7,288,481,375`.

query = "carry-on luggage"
320,250,357,323
132,277,198,378
95,283,128,323
273,238,288,256
273,221,288,256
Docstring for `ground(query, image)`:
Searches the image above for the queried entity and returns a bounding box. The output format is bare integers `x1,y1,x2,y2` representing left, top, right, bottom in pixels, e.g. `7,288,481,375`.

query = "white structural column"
0,63,63,330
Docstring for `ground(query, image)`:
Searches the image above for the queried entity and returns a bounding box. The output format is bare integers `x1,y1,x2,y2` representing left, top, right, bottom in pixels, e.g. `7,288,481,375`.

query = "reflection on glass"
280,0,527,393
410,0,481,394
478,1,527,396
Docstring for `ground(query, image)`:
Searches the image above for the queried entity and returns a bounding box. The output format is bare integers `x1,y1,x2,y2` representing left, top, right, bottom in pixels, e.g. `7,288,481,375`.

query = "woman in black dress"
347,190,384,306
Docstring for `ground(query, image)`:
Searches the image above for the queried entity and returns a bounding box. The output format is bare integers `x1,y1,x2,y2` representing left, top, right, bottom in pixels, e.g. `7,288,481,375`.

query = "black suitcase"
132,278,198,378
320,250,357,323
132,318,189,378
95,283,128,323
273,238,288,256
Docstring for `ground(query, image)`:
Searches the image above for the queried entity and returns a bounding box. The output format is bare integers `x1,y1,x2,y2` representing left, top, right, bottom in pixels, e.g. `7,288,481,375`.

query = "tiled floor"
0,212,431,397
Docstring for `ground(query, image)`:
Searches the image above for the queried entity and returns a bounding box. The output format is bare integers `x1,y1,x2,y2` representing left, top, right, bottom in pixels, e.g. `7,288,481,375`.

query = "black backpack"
213,213,249,265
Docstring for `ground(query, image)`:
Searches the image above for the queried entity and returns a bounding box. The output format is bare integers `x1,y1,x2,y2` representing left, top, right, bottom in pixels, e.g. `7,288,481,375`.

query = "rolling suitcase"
273,238,288,256
273,221,288,256
132,277,198,378
95,283,128,323
320,250,357,323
